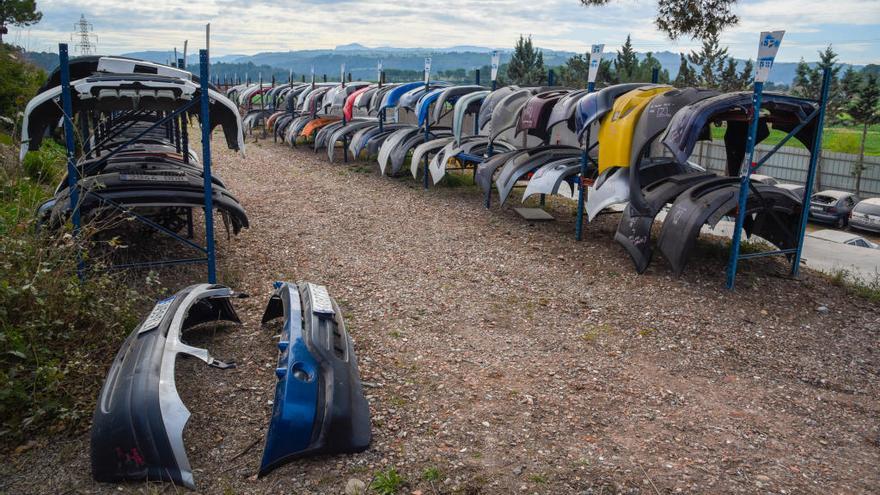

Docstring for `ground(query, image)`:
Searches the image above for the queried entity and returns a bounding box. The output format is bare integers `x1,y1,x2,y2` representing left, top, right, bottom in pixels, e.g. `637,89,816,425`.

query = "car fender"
496,146,581,205
657,178,802,275
411,137,455,179
326,120,379,162
475,149,524,195
614,172,716,273
378,127,421,175
585,167,630,221
521,156,585,202
452,91,490,145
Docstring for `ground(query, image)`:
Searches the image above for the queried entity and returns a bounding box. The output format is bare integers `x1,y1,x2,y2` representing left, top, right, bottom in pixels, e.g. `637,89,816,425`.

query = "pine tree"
687,32,728,88
507,35,546,85
634,52,669,83
559,53,589,88
719,58,738,91
839,67,862,114
673,53,697,88
580,0,739,41
597,59,615,86
793,45,842,121
737,59,754,91
848,74,880,197
614,35,638,83
0,0,42,43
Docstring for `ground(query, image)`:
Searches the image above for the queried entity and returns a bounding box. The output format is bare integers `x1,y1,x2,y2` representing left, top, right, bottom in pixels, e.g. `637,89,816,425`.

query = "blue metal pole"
423,78,430,190
575,81,596,241
378,71,385,133
474,69,480,133
199,49,217,284
651,67,659,84
791,68,831,277
59,43,84,279
726,81,765,289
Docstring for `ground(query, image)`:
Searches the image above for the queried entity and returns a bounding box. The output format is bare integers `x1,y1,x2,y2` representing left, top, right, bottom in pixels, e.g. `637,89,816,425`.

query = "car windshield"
812,195,838,205
854,202,880,216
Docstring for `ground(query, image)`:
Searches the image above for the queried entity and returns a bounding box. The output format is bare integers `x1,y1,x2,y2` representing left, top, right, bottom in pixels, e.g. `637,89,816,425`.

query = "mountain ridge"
24,44,862,86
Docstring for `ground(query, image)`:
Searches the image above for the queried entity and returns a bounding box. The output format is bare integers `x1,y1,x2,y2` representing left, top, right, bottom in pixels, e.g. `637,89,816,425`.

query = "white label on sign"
140,296,175,333
588,44,604,83
491,50,500,82
755,31,784,83
341,63,346,82
424,57,432,83
378,60,383,81
307,283,335,315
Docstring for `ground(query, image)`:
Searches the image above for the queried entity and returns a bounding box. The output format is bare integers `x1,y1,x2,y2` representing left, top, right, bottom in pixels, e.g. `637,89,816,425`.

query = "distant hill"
23,43,862,86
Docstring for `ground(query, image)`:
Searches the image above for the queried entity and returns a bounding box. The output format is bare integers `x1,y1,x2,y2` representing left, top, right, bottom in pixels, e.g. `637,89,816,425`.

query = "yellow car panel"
597,86,673,174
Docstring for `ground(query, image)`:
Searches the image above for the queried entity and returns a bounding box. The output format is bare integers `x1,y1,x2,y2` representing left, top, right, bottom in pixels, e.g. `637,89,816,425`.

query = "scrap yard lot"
5,133,878,494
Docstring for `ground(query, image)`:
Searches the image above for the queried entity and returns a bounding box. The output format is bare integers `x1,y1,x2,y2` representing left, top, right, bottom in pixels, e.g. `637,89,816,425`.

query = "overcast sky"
7,0,880,64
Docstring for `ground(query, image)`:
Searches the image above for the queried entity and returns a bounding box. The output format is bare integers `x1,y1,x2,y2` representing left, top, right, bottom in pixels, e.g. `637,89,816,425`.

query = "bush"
0,141,144,443
21,139,65,185
0,43,46,122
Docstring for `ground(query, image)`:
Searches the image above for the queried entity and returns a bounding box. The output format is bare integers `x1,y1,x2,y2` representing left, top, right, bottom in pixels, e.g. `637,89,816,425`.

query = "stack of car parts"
260,78,822,278
20,56,250,238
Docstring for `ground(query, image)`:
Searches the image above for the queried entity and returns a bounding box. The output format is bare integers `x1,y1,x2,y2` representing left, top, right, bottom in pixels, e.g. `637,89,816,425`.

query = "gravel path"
5,131,879,494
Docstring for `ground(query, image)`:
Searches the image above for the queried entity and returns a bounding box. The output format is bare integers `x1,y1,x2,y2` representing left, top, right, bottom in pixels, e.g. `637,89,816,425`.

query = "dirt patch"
3,132,878,494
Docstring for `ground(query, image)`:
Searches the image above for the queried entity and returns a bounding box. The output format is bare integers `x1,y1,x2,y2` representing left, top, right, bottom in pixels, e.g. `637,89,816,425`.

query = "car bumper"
90,284,240,489
849,217,880,233
808,210,842,224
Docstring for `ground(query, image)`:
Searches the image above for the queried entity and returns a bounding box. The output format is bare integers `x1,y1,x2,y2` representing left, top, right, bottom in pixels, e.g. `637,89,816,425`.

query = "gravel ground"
4,131,879,494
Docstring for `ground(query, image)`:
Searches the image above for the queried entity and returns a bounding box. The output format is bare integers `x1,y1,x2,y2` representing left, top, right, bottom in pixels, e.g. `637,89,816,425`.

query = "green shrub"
0,43,46,121
22,140,65,185
370,467,404,495
0,141,144,443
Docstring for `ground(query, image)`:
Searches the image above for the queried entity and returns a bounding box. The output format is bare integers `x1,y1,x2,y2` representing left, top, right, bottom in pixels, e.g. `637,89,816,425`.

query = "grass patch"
580,323,613,343
442,169,477,188
422,466,441,482
710,124,880,156
529,474,548,484
370,467,405,495
827,268,880,302
0,139,146,444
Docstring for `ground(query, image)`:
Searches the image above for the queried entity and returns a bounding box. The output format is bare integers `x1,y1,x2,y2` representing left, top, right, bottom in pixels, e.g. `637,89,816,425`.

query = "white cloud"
9,0,879,63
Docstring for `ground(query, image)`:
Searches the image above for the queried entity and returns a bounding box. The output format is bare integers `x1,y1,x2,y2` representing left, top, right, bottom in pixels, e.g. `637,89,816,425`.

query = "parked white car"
849,197,880,234
775,183,805,197
807,229,879,249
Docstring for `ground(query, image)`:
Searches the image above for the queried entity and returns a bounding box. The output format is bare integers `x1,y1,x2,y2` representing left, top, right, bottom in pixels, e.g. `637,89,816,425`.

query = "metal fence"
693,141,880,197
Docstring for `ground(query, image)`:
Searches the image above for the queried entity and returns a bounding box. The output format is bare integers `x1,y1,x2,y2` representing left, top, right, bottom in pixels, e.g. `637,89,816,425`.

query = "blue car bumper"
258,281,371,477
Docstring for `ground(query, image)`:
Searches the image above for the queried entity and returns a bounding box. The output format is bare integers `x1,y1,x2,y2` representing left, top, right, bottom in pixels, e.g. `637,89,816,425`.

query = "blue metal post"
548,69,555,86
423,77,430,190
726,81,765,289
473,69,480,133
199,50,217,284
59,43,84,278
791,68,831,277
575,81,596,241
651,67,659,84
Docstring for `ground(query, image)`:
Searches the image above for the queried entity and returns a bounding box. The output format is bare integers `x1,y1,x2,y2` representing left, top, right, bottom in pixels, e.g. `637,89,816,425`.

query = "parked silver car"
849,197,880,233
